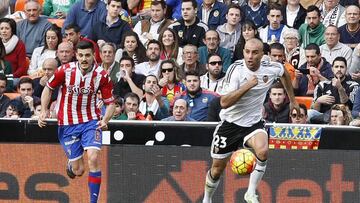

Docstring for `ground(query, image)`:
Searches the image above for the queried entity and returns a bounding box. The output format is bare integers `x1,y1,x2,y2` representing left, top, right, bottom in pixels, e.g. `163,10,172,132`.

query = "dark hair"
64,23,81,33
270,42,285,52
159,59,181,83
0,73,7,84
42,24,62,54
120,31,147,64
332,56,347,67
7,100,21,116
182,0,197,9
18,77,34,89
185,70,200,79
124,92,140,105
305,43,320,55
158,28,180,59
270,81,285,90
307,5,321,17
119,55,135,68
144,74,159,84
267,3,282,15
107,0,122,5
290,103,308,116
207,53,221,63
205,29,220,40
0,18,16,36
151,0,166,9
235,20,260,58
76,40,94,51
114,96,124,106
147,39,161,49
227,3,241,14
0,40,5,59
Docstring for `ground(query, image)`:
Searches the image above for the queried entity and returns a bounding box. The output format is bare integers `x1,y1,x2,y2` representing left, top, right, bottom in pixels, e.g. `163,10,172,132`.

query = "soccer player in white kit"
202,38,299,203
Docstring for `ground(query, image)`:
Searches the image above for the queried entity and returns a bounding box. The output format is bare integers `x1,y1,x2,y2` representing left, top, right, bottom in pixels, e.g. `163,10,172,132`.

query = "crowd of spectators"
0,0,359,127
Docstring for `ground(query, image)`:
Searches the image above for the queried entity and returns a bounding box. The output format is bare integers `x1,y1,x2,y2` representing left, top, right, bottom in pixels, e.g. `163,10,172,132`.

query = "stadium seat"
4,93,20,100
295,96,313,109
15,0,44,12
48,19,64,28
15,0,25,12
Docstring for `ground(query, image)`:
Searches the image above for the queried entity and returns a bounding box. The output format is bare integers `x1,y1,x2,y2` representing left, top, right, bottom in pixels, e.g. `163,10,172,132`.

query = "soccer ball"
229,149,256,175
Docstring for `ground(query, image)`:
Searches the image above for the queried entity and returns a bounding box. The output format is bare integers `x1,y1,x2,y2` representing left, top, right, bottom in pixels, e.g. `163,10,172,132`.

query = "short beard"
187,87,200,96
149,56,160,62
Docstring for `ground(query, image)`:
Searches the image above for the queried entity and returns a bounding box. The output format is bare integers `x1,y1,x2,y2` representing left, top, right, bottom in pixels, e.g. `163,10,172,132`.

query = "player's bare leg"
203,157,230,203
67,157,85,179
87,149,101,203
244,132,268,203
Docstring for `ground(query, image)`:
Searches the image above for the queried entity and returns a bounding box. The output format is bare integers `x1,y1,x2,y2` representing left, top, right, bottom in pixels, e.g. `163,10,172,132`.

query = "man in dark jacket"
0,74,10,117
89,0,131,46
169,0,208,47
197,0,227,29
263,82,290,123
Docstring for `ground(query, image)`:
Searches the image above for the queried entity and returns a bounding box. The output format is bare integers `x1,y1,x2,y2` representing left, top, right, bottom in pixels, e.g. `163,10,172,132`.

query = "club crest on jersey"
178,30,183,38
67,85,93,95
262,75,269,83
202,97,208,103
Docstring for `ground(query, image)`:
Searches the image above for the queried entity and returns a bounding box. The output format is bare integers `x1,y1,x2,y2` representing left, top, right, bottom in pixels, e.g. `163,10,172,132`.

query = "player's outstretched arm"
38,86,53,128
97,103,115,130
220,75,258,109
280,69,299,112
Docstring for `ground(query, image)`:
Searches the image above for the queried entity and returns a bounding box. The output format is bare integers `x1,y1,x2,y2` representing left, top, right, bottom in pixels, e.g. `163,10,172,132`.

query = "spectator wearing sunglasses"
158,60,186,104
289,103,308,124
200,53,225,94
198,30,232,73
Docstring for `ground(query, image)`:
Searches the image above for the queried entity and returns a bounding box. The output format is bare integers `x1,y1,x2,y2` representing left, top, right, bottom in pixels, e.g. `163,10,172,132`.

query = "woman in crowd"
329,104,352,126
289,103,308,124
158,28,183,65
115,31,147,65
158,60,186,104
233,20,268,61
28,24,62,76
283,28,301,69
0,18,26,80
0,40,13,91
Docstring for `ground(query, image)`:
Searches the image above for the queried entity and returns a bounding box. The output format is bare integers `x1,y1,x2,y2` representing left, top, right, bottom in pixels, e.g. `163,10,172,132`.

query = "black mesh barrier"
108,145,360,203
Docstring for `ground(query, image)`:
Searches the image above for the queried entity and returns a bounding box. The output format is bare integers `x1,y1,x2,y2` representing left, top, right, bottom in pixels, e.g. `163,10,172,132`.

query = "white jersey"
219,59,284,127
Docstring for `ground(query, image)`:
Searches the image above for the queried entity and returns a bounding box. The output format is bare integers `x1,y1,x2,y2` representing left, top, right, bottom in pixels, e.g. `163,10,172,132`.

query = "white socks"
247,159,267,195
203,170,220,203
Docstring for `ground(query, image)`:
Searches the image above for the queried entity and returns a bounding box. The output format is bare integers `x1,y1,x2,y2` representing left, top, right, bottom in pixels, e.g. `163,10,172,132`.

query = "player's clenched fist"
247,75,258,88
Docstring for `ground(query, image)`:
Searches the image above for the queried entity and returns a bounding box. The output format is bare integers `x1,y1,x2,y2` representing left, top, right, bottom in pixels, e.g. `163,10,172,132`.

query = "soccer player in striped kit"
38,41,115,203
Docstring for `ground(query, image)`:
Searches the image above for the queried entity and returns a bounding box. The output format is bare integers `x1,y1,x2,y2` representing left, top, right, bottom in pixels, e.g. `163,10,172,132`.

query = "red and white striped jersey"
47,62,114,125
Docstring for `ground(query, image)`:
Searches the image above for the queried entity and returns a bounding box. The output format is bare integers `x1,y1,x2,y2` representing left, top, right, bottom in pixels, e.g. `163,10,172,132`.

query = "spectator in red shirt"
0,18,27,79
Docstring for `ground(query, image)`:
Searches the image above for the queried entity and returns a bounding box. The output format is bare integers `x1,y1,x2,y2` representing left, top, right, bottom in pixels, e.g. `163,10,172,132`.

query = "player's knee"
255,146,268,161
87,153,99,168
75,165,85,176
72,163,85,176
211,163,226,179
